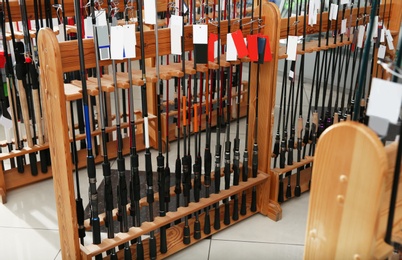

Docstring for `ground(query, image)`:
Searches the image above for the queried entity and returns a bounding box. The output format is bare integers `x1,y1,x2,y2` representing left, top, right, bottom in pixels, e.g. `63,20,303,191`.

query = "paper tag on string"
123,24,136,58
386,29,394,50
208,33,218,62
259,35,272,62
341,0,349,4
377,45,386,59
226,33,237,61
231,29,248,58
57,24,66,42
170,15,183,36
144,0,157,25
247,34,258,62
171,25,182,55
95,25,110,60
286,36,298,61
357,25,365,48
366,78,402,125
84,18,93,38
341,19,347,34
110,26,124,60
380,28,385,43
330,4,338,20
193,25,208,44
308,0,317,26
95,10,107,26
372,16,379,38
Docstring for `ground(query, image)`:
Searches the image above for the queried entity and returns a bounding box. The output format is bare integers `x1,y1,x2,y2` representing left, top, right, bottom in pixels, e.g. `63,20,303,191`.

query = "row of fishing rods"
272,0,394,202
71,0,266,259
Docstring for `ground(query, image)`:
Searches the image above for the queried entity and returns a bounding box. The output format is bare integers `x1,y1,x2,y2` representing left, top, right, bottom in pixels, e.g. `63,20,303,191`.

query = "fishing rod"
191,0,202,239
164,55,171,222
127,2,144,259
203,0,212,235
223,0,233,226
353,0,378,121
73,0,101,256
181,0,191,244
0,2,24,173
154,3,168,253
232,0,243,222
285,0,297,199
241,0,255,213
294,0,307,197
137,0,157,257
90,0,118,258
213,0,222,230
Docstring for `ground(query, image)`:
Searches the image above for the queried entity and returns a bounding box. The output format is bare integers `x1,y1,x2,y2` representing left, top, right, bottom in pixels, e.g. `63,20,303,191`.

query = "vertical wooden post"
37,28,80,259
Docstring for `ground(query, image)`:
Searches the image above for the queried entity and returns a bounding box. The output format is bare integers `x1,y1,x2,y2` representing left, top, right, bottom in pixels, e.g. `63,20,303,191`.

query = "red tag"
247,34,258,62
208,33,218,62
231,29,248,58
260,35,273,62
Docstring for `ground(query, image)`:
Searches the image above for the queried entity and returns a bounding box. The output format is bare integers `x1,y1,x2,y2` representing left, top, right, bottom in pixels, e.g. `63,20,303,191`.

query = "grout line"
210,238,304,247
0,225,59,231
207,237,212,260
53,249,61,260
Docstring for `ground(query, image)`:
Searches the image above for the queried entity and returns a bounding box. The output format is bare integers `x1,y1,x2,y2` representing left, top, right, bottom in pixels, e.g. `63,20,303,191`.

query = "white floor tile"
0,178,59,230
0,227,60,260
165,239,211,260
212,193,309,245
209,239,304,260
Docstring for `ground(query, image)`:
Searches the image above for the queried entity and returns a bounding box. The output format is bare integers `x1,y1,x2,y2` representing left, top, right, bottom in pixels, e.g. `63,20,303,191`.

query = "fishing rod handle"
204,148,212,187
280,140,286,169
160,226,167,253
131,153,141,201
214,203,221,230
194,218,201,239
287,139,294,165
164,166,171,204
193,161,201,202
224,158,231,190
204,210,211,234
233,150,240,185
149,235,157,259
232,197,239,221
175,158,182,195
252,143,258,178
242,150,248,182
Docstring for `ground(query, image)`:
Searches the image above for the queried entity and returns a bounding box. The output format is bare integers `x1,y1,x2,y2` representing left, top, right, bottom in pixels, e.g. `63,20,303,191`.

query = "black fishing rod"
232,0,243,221
73,0,101,257
213,0,222,230
90,0,118,258
154,5,168,253
294,0,307,197
241,0,255,213
223,0,233,226
1,2,24,173
137,0,157,257
129,2,144,258
164,55,171,221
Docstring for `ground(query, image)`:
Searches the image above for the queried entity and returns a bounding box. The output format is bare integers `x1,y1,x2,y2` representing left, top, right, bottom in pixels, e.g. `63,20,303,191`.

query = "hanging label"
330,4,338,21
171,25,182,55
208,33,218,62
377,45,386,59
380,28,385,43
286,36,298,61
84,18,93,38
386,29,394,50
357,25,365,49
341,19,347,34
341,0,349,4
308,0,317,26
95,25,110,60
170,15,183,36
372,16,379,38
57,24,66,42
257,37,266,64
366,78,402,125
231,29,248,58
259,35,272,62
193,24,208,44
110,26,124,60
226,33,237,61
247,34,258,62
123,24,136,58
95,10,107,26
144,0,157,25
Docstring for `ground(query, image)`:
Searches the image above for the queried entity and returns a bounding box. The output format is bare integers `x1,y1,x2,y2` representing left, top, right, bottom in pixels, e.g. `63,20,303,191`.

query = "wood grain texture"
37,27,81,260
304,122,392,259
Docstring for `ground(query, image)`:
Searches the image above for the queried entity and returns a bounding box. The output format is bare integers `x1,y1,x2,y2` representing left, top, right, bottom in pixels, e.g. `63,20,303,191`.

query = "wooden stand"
303,121,402,259
37,2,280,259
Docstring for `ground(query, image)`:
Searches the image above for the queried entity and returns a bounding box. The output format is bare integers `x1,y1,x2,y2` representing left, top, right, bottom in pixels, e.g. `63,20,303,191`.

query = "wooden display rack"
267,1,402,220
37,1,280,259
303,121,401,259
